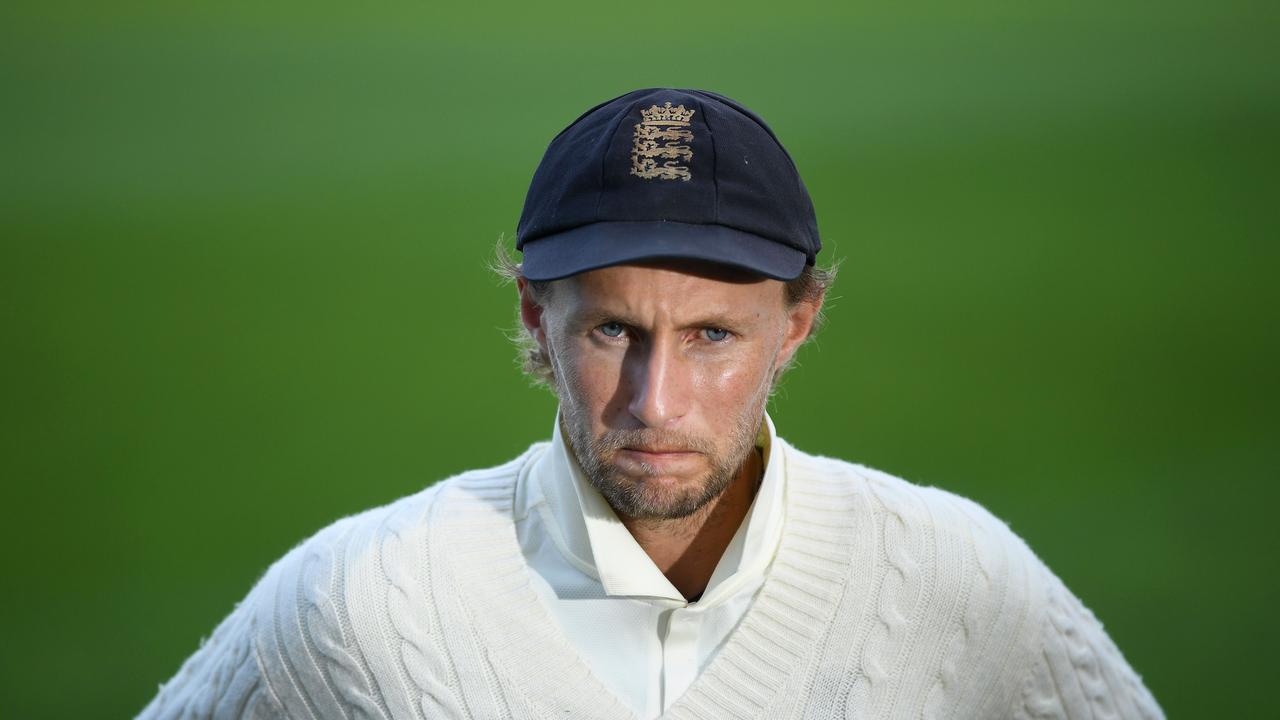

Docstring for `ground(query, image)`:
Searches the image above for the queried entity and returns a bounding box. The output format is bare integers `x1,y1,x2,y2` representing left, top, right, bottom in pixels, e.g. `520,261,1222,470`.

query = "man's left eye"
703,328,730,342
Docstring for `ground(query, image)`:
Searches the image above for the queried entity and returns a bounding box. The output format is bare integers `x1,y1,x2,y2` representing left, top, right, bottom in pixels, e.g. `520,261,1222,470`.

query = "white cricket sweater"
139,438,1164,719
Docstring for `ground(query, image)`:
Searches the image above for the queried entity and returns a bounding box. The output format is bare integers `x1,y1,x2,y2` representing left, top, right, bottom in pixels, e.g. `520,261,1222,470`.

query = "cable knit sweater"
139,439,1163,719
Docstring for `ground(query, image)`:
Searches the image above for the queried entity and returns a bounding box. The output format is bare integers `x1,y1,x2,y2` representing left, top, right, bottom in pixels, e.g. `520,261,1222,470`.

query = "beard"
556,376,770,521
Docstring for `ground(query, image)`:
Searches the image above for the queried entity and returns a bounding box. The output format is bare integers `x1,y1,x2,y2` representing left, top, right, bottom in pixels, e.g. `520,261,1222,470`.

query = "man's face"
520,261,819,521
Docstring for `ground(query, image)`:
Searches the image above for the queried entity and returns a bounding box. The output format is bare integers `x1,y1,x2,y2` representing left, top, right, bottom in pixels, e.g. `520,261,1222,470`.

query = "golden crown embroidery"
630,102,696,182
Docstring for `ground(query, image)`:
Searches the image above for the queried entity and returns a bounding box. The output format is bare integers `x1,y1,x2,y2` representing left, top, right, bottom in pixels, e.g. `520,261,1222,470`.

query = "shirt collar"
527,411,787,604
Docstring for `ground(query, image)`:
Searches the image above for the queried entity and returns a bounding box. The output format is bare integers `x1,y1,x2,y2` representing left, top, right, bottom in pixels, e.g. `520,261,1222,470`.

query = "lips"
615,448,703,470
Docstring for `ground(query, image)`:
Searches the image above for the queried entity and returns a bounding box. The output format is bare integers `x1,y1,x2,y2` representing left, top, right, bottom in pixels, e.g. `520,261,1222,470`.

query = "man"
141,88,1163,719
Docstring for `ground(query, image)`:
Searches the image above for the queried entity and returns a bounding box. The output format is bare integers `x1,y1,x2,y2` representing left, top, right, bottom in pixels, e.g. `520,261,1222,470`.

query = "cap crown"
516,88,820,280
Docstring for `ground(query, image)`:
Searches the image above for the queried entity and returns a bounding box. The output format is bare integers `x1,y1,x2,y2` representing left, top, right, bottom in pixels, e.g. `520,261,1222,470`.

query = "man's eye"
599,322,625,338
703,327,730,342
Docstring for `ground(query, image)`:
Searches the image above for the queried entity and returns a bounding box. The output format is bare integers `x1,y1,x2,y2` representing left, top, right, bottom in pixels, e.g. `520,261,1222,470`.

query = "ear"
776,292,824,368
517,277,549,353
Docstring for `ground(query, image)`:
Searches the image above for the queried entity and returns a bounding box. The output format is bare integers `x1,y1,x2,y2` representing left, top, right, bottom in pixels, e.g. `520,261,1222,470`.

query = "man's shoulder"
142,446,545,718
779,439,1053,642
779,439,1164,718
777,441,1053,714
201,444,544,719
779,438,1034,561
267,442,544,585
246,445,533,615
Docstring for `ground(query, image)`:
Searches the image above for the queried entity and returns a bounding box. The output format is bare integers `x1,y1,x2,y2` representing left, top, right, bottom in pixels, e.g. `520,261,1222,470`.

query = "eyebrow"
568,306,752,333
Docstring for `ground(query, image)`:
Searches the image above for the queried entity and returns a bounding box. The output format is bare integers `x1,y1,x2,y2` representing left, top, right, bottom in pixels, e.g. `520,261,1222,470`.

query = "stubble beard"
557,369,773,521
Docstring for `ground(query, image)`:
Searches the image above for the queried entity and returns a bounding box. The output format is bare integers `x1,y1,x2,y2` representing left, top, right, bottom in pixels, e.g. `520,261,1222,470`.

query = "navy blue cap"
516,88,820,281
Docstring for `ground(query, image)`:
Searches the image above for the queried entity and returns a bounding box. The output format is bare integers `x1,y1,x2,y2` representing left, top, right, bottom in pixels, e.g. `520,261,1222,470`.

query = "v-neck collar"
434,435,871,719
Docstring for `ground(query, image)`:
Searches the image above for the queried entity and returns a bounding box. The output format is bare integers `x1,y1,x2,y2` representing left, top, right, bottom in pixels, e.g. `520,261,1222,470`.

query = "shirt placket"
660,603,702,712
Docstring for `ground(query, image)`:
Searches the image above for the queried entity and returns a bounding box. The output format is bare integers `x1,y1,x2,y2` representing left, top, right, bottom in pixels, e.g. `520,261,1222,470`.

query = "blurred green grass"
2,1,1277,717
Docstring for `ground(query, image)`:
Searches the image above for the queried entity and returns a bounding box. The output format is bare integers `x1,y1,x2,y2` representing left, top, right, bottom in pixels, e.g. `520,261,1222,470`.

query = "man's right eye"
598,322,625,338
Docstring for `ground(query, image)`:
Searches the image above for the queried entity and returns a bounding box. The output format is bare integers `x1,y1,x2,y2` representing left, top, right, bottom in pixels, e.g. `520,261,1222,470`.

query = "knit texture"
139,440,1163,719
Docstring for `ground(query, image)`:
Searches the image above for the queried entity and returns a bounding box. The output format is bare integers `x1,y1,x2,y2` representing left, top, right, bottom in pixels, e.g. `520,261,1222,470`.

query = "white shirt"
513,413,787,720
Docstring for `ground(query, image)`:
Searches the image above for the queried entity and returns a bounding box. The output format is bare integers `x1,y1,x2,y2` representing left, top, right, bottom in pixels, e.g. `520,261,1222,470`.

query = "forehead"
558,260,785,316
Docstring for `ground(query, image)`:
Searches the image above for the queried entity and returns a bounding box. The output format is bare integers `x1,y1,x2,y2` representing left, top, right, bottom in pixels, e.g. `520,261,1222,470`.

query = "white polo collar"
524,411,787,605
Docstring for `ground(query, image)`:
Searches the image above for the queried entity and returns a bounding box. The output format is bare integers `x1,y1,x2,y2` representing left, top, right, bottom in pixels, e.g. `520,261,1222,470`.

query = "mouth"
620,445,697,455
615,447,701,465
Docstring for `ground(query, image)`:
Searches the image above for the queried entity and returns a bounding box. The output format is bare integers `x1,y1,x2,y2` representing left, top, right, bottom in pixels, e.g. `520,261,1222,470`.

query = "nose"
625,337,688,428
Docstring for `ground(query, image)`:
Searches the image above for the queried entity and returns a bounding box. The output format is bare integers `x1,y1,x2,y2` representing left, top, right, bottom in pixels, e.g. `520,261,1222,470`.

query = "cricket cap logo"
630,102,696,182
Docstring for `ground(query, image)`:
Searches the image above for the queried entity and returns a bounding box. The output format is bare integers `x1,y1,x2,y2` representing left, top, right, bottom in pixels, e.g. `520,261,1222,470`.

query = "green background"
2,1,1276,717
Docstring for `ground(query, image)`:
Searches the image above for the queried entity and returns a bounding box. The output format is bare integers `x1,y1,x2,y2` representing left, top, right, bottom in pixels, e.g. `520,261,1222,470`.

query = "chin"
594,467,726,520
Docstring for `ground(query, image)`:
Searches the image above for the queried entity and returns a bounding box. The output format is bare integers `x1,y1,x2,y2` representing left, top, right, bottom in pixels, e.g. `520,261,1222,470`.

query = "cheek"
555,338,625,410
688,346,777,410
691,357,748,393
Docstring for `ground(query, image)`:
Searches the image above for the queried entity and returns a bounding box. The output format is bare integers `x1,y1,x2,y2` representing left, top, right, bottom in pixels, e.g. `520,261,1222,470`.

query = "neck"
619,447,763,601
